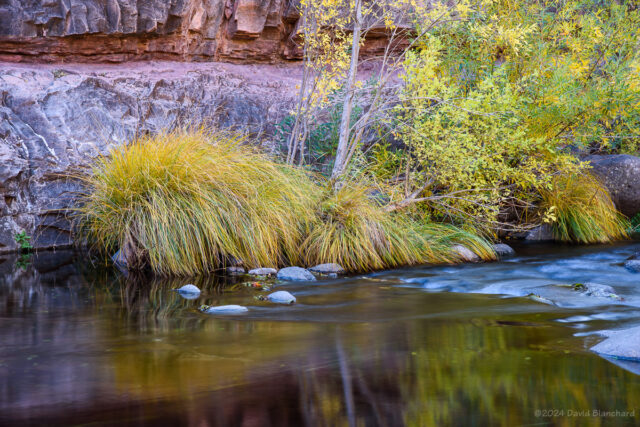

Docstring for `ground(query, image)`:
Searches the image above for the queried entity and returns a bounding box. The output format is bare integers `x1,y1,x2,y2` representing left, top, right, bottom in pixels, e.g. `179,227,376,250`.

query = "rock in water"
624,260,640,273
525,224,554,241
176,284,201,294
493,243,515,258
309,263,346,274
248,268,278,276
200,305,248,314
591,326,640,362
586,154,640,217
267,291,296,304
276,266,316,281
226,266,246,275
452,245,481,263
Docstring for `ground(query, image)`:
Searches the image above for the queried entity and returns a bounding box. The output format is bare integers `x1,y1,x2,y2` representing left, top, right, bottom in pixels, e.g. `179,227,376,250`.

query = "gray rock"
452,245,480,263
266,290,296,304
226,266,246,275
591,326,640,362
0,62,299,253
248,267,278,276
493,243,515,258
276,266,316,281
309,263,346,274
624,260,640,273
525,224,554,241
571,283,621,300
176,284,201,294
200,304,248,314
523,283,623,308
111,249,129,274
586,154,640,217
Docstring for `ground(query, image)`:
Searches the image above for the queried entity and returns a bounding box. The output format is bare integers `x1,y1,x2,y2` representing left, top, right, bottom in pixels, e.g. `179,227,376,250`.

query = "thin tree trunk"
330,0,363,185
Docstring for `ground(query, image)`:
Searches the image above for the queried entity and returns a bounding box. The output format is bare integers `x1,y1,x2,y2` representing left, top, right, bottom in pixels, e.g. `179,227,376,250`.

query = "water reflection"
0,249,639,426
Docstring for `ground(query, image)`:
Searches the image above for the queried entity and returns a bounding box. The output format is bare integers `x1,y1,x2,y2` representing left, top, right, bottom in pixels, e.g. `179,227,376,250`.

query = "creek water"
1,243,640,426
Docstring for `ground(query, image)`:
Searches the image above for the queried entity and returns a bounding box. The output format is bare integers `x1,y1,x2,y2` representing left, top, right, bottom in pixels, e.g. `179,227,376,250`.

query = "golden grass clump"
75,129,496,276
302,184,496,272
75,129,321,276
541,173,629,244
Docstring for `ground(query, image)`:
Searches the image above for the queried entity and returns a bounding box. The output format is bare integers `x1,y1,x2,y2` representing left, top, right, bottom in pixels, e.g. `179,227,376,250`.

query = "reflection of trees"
401,321,640,426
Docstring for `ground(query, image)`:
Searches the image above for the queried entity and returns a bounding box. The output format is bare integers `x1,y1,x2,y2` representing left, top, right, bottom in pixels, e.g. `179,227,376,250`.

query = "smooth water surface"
1,243,640,426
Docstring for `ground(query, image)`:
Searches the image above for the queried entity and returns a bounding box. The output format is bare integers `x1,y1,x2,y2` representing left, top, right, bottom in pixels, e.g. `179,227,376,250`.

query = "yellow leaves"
542,206,557,224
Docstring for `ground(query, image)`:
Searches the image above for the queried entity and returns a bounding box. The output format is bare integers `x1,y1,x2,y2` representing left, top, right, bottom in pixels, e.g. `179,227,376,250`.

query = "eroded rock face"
0,0,300,62
0,62,300,252
0,0,398,63
585,154,640,218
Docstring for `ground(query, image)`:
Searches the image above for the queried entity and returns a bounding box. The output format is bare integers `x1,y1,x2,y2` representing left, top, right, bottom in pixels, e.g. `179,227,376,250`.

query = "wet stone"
493,244,515,258
309,263,345,274
248,268,278,276
277,266,316,281
200,305,249,314
266,291,296,305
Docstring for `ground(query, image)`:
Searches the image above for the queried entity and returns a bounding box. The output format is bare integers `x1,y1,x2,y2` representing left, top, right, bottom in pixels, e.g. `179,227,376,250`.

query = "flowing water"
1,243,640,426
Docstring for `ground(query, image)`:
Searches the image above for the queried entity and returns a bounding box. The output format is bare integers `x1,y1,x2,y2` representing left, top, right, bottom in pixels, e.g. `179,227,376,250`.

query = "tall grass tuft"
541,173,629,244
302,184,496,272
75,130,495,276
74,129,320,276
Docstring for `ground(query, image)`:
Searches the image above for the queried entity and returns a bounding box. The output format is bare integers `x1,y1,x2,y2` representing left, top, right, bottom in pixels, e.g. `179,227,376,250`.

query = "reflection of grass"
15,254,31,270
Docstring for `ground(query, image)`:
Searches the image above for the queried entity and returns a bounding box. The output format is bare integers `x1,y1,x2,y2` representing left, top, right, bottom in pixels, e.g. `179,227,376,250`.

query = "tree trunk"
330,0,362,185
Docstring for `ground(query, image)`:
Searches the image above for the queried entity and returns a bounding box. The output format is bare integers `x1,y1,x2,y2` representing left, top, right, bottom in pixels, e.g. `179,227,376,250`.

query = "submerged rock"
200,305,249,314
522,282,623,307
309,263,345,274
452,245,481,263
569,283,622,300
248,268,278,276
266,291,297,305
277,266,316,281
493,243,515,258
591,326,640,362
624,260,640,273
176,284,201,294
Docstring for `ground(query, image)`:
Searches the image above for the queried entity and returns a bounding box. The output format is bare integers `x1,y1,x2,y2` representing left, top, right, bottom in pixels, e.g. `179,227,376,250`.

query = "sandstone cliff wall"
0,0,301,62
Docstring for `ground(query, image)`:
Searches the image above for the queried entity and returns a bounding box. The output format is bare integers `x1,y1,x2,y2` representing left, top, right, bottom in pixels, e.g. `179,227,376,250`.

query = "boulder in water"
624,260,640,273
248,267,278,276
493,243,515,258
591,326,640,362
309,263,345,274
525,224,554,241
452,245,480,263
200,305,248,314
226,266,246,275
176,284,201,294
266,291,297,304
277,266,316,281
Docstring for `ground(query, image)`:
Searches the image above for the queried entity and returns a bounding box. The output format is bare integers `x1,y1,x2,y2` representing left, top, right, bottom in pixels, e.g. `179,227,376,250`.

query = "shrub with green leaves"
389,0,639,238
